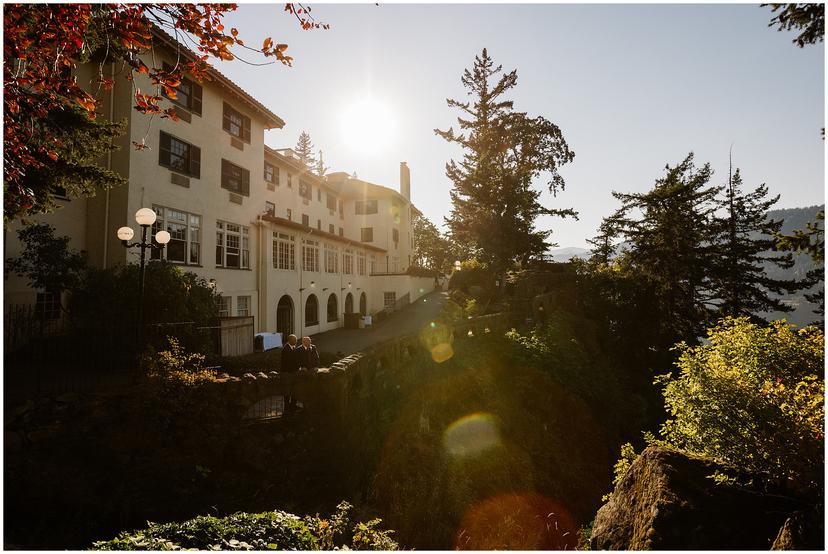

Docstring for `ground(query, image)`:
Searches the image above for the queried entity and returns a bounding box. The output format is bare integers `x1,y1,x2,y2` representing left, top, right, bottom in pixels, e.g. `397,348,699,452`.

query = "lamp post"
117,208,171,356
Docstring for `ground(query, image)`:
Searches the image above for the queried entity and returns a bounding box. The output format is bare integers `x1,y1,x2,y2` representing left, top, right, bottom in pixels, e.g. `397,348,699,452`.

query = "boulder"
591,446,807,550
771,508,824,550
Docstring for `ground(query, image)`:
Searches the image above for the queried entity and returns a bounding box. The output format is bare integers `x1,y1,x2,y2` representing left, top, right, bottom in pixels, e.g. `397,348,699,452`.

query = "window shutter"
191,82,202,116
241,167,250,196
221,159,229,190
242,115,251,143
222,103,231,133
159,131,171,167
190,145,201,179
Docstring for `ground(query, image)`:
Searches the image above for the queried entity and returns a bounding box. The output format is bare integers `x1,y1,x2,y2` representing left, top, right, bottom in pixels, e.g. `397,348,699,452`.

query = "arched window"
345,293,354,314
359,292,367,315
276,295,294,336
305,294,319,326
327,293,338,322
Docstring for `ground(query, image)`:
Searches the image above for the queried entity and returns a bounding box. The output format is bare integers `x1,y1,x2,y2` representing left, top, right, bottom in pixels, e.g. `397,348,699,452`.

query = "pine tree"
776,209,825,317
294,131,317,169
435,48,575,275
315,150,329,177
607,153,721,349
710,165,805,319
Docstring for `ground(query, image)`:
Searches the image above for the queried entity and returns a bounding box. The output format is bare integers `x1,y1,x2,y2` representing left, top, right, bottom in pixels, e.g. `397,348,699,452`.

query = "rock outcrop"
590,446,812,550
771,508,824,550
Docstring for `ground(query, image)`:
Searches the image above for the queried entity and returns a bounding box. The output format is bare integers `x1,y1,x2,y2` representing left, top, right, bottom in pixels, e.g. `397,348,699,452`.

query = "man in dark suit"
280,334,299,372
297,336,320,371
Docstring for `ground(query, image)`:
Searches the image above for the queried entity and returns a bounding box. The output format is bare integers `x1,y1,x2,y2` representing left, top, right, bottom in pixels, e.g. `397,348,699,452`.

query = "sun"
339,97,396,155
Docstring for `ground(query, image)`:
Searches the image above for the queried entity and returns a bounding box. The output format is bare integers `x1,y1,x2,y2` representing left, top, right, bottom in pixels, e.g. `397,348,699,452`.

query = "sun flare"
339,97,396,155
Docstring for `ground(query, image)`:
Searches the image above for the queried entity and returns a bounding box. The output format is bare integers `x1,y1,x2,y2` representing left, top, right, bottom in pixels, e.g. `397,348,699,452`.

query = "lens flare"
443,412,501,457
419,320,454,363
456,493,577,550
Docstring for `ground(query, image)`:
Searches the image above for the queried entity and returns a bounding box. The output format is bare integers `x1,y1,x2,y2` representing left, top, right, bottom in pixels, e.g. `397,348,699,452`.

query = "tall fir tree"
607,153,721,350
294,131,317,169
435,48,575,275
710,165,805,319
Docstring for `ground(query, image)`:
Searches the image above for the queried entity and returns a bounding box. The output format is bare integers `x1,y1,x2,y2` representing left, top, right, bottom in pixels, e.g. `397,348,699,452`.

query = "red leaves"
5,2,327,221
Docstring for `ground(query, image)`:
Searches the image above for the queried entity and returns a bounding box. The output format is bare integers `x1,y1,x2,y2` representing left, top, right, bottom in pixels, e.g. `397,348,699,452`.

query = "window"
302,239,319,272
218,296,232,317
338,227,344,237
317,188,322,202
265,201,275,216
355,199,378,215
299,180,312,200
237,295,251,317
384,292,396,308
370,255,376,274
357,252,366,276
327,193,337,211
317,219,321,230
327,294,338,322
221,159,250,196
287,173,293,188
361,227,373,242
222,102,251,143
286,208,292,221
36,292,61,320
264,162,276,184
393,228,399,245
159,132,201,178
151,206,200,265
161,62,202,115
305,294,319,326
216,221,250,269
329,224,335,234
392,256,399,273
343,249,353,275
324,244,339,274
302,214,309,227
272,232,295,271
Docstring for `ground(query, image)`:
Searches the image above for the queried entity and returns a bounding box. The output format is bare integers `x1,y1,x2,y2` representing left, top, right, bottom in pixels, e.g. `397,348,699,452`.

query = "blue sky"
216,3,824,248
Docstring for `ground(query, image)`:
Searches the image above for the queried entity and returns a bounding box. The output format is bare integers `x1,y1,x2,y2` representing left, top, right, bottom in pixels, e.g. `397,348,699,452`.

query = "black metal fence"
4,304,218,403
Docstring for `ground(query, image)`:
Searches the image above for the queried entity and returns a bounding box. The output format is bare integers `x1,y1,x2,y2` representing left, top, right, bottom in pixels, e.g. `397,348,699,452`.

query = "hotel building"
4,30,434,340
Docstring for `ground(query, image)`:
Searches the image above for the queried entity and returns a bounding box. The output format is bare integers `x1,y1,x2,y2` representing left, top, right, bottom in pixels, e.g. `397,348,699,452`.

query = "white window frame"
324,243,339,274
236,295,251,317
357,252,367,276
302,238,319,272
343,249,354,275
152,205,201,265
272,232,296,271
216,220,250,269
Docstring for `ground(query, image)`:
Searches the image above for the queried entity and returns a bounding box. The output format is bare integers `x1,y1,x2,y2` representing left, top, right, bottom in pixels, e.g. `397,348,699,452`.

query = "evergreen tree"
412,213,453,273
294,131,317,169
606,153,721,350
315,149,329,177
710,166,804,319
435,48,575,275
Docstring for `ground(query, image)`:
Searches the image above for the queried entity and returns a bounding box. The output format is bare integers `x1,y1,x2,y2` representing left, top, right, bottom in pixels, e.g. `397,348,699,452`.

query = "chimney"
400,161,411,201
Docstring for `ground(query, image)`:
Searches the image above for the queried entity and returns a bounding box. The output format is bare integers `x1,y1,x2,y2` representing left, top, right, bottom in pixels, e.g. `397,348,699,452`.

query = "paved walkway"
311,290,448,355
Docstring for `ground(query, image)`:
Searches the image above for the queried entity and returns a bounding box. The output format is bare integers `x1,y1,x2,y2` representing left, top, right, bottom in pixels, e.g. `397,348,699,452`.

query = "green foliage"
144,336,216,386
412,212,454,273
657,317,824,485
6,223,87,293
70,260,219,355
764,3,825,48
91,502,398,551
504,309,646,439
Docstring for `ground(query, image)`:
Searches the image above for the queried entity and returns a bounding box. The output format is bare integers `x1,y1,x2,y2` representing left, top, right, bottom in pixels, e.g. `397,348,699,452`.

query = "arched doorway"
327,293,338,322
276,295,293,337
345,293,354,314
305,294,319,326
359,292,367,315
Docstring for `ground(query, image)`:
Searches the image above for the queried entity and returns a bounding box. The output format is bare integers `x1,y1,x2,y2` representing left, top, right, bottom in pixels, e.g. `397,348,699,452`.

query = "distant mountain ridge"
547,205,824,326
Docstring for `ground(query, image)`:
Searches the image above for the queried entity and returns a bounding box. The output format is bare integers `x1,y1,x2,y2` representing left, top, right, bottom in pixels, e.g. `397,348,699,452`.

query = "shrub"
144,336,216,385
657,317,824,486
91,502,398,550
